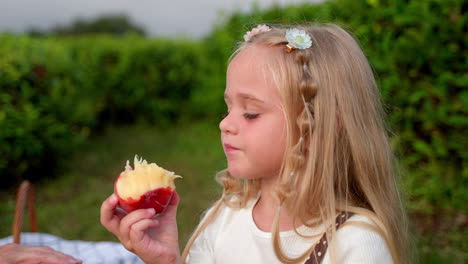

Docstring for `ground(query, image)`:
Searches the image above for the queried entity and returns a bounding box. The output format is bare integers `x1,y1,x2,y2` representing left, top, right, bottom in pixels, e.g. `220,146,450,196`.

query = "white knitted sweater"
187,199,393,264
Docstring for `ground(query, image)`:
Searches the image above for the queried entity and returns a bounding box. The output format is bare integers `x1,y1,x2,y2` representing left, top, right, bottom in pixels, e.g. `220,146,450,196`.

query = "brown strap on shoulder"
304,212,354,264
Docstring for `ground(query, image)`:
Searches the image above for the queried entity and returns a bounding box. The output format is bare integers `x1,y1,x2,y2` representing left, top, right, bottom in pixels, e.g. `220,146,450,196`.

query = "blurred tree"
28,14,145,36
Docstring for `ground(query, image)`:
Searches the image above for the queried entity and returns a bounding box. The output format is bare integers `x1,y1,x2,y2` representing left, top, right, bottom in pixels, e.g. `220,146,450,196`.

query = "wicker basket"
13,180,38,243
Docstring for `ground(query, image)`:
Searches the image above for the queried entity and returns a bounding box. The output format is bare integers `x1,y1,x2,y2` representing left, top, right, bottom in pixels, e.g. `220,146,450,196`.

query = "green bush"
0,34,206,188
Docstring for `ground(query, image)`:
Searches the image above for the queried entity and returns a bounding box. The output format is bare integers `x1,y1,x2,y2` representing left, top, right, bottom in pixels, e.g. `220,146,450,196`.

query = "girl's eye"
243,113,259,120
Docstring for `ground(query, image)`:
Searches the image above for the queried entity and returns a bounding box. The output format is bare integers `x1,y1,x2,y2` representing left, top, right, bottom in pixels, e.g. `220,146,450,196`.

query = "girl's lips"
224,143,239,152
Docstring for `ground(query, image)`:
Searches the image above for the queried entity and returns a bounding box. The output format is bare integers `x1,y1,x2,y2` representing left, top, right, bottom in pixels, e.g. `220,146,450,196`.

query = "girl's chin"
227,168,259,180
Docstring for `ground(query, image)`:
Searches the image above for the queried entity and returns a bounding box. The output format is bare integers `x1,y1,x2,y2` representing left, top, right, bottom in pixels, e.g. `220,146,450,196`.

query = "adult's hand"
0,243,82,264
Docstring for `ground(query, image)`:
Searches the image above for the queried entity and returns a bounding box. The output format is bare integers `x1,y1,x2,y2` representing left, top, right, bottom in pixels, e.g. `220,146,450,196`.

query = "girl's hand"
0,243,82,264
100,192,181,264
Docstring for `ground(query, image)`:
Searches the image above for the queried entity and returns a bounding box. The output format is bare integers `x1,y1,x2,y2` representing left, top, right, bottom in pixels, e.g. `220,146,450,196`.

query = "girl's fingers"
115,207,128,219
169,191,180,206
120,208,156,247
162,191,180,218
129,218,160,242
100,194,118,222
100,194,125,235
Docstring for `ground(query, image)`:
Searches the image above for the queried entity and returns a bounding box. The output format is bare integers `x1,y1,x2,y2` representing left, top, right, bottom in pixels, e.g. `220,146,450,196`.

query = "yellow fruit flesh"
116,156,179,199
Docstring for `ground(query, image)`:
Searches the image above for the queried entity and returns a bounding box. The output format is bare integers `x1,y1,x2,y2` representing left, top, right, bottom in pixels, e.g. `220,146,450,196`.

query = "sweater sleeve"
323,215,394,264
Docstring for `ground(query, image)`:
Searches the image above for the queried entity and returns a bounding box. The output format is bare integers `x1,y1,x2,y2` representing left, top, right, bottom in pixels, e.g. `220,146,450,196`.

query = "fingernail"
110,195,117,204
147,208,155,215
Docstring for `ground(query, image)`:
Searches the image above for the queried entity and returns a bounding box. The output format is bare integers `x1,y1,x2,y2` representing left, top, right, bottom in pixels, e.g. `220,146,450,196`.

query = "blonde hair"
182,23,409,264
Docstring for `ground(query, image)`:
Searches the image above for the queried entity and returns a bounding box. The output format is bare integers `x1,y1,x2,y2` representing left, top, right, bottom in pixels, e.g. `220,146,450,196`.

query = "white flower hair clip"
243,24,271,42
285,28,312,52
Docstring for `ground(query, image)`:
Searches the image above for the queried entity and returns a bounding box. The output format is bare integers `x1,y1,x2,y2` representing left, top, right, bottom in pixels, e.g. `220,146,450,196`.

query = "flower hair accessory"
285,28,312,52
243,24,271,42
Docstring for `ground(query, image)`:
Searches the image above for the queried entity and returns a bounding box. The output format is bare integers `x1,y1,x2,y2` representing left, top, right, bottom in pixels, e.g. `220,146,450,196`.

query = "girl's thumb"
163,191,180,217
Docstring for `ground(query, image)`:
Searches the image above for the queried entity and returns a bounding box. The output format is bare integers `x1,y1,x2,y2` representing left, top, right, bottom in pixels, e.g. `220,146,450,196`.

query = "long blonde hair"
182,23,409,264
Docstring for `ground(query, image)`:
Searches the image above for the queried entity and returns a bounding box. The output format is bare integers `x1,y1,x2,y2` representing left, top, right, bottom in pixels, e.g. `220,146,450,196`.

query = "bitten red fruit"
114,155,180,214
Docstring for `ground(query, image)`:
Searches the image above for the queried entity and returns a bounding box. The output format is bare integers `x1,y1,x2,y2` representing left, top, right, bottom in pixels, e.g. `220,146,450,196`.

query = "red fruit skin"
114,184,174,214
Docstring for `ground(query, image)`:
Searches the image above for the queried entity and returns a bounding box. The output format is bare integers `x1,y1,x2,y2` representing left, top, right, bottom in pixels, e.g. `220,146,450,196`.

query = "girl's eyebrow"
240,93,265,103
224,92,265,104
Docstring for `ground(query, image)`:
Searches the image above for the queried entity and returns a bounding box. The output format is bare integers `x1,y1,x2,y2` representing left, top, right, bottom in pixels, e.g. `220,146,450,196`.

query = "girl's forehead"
229,45,276,69
227,46,276,85
225,46,281,104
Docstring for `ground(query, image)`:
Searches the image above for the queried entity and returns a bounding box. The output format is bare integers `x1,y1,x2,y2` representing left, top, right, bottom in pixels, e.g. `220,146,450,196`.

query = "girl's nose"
219,113,237,134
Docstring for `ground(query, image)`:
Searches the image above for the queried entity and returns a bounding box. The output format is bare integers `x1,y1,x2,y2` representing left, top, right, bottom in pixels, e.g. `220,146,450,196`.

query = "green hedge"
0,35,207,188
1,0,466,216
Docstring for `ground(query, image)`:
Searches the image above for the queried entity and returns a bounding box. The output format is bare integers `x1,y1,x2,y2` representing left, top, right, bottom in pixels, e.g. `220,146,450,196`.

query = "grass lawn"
0,121,225,246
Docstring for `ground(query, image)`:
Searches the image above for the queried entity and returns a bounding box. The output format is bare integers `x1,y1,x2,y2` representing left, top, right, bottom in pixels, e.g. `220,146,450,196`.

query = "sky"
0,0,323,39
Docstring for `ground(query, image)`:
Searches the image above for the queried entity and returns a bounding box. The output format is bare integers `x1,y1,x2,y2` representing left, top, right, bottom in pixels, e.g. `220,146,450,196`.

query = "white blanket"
0,232,145,264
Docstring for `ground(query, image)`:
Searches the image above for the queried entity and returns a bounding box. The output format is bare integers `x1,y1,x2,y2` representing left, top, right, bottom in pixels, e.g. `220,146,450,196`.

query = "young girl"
100,23,409,264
